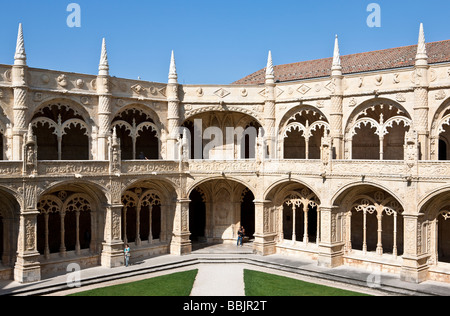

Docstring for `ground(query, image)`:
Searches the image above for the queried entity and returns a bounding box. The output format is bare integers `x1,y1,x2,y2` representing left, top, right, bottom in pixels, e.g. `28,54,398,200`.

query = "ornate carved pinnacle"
416,23,428,63
168,50,178,84
266,51,274,80
99,38,109,76
14,23,27,66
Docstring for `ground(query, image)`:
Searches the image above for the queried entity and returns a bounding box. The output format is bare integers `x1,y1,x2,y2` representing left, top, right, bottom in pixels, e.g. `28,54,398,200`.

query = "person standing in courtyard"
124,244,131,267
237,226,245,247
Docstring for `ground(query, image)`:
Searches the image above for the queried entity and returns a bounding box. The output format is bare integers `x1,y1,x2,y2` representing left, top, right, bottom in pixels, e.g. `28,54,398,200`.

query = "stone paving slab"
190,264,245,296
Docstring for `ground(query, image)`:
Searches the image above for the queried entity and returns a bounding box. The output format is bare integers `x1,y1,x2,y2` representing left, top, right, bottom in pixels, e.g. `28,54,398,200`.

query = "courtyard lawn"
68,269,198,297
244,270,370,296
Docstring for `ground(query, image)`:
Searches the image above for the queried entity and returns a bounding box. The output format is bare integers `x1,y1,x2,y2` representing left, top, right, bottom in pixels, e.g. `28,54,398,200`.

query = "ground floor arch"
420,190,450,267
121,179,177,248
264,181,321,247
333,184,404,258
188,179,255,245
0,189,20,269
36,183,106,260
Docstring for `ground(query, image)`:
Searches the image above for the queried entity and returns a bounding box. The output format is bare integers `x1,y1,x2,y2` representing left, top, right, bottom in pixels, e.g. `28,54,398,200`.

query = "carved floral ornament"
351,114,411,137
31,116,90,138
121,188,162,210
440,211,450,220
282,120,330,139
283,188,320,208
437,114,450,134
352,192,402,216
37,192,92,215
111,119,160,140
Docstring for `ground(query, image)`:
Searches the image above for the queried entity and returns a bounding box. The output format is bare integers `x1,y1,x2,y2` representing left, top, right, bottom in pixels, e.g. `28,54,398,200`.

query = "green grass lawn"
67,268,369,297
68,269,198,296
244,269,370,296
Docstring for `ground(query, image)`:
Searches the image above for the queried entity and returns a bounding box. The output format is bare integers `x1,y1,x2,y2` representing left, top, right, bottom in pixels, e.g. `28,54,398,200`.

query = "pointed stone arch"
264,180,321,247
278,105,330,159
112,105,162,160
333,184,404,258
344,98,412,160
188,178,255,246
30,99,93,160
120,179,177,250
181,111,262,160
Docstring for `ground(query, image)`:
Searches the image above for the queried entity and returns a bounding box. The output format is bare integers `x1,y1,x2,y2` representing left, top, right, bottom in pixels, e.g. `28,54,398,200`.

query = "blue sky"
0,0,449,84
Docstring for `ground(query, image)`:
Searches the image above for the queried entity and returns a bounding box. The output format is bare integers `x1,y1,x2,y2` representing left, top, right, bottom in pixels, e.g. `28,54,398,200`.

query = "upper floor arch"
344,97,412,160
278,104,330,160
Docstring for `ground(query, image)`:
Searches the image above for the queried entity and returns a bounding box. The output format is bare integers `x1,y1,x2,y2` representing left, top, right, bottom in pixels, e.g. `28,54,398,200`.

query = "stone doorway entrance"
188,179,255,248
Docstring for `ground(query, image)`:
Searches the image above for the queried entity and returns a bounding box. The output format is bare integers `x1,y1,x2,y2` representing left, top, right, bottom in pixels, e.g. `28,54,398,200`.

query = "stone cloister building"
1,23,450,285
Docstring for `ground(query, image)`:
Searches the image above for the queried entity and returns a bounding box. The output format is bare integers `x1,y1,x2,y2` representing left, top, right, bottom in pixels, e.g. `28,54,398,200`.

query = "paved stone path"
190,264,245,296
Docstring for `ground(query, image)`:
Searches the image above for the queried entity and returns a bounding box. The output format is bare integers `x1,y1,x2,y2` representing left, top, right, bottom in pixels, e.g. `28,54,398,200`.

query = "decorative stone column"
253,200,276,256
318,206,344,268
413,24,430,160
166,51,181,160
102,142,124,267
170,198,191,255
97,38,112,161
330,36,344,159
14,182,41,283
401,213,429,283
101,203,124,268
12,23,29,161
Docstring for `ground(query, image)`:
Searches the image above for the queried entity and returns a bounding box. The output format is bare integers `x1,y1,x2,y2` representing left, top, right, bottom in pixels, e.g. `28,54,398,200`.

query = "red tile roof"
233,40,450,85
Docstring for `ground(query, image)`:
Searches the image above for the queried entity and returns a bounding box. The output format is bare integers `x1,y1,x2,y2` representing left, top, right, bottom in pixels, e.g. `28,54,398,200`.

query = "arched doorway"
189,188,207,242
241,189,255,240
0,189,19,268
188,179,255,245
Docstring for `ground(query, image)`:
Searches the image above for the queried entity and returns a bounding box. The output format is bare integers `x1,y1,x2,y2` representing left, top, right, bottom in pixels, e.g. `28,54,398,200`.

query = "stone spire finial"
14,23,27,66
416,23,428,64
168,50,178,84
331,35,342,76
266,50,274,82
112,126,119,147
27,123,34,144
99,38,109,76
